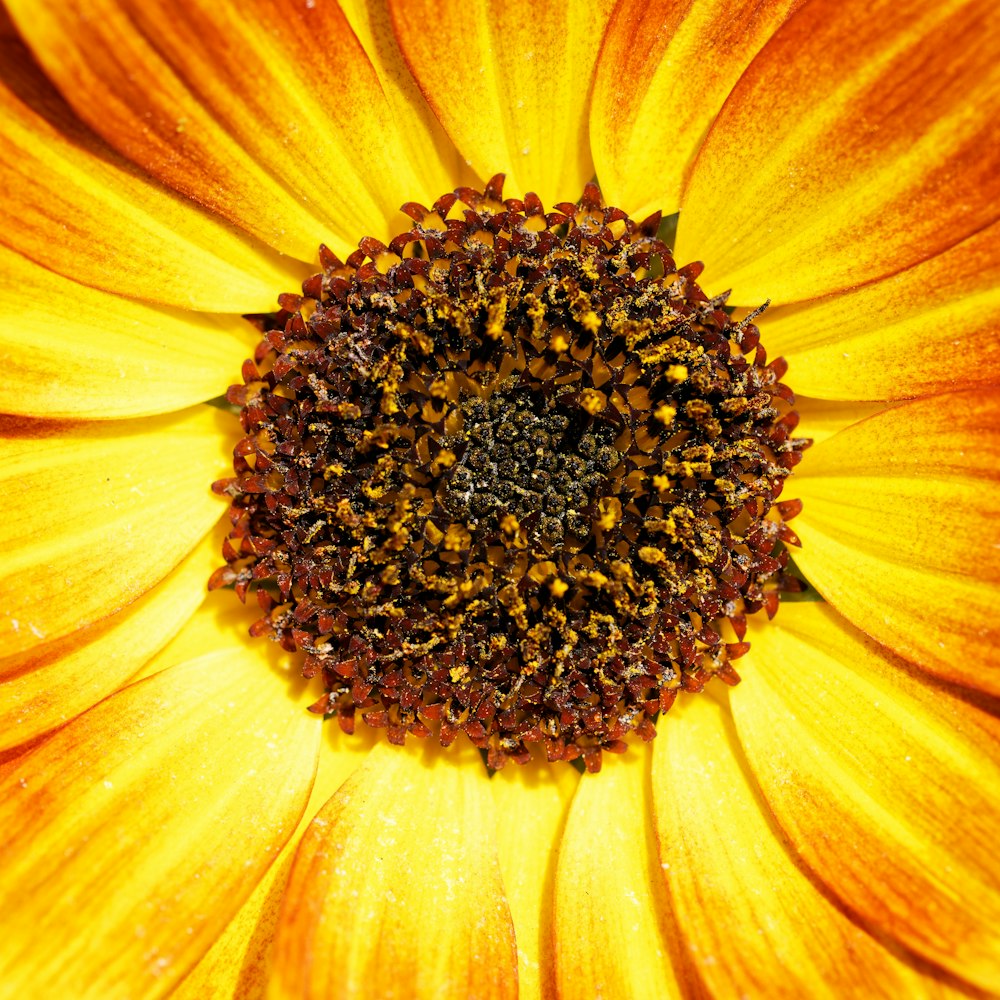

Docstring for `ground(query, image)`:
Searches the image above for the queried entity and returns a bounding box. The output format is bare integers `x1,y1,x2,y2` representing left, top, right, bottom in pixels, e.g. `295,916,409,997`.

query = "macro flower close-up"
2,0,1000,997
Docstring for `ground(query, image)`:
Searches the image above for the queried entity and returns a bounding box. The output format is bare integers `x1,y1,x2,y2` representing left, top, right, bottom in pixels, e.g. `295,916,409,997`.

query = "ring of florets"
212,175,808,772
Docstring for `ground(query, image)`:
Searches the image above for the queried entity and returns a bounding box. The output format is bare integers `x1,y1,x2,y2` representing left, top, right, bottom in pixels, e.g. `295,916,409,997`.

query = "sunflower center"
212,176,807,772
442,384,621,546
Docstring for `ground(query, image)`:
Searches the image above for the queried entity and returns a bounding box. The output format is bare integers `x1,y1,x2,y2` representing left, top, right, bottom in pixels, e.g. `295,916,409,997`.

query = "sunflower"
1,0,999,997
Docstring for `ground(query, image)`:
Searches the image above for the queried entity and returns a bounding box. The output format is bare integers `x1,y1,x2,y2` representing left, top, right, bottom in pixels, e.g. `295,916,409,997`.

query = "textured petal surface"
591,0,801,219
492,762,577,1000
390,0,614,205
732,603,1000,992
339,0,467,191
676,0,1000,304
0,407,230,656
792,391,1000,694
270,741,518,1000
6,0,439,261
0,31,298,311
0,246,257,419
553,748,683,1000
0,526,220,753
654,692,934,998
0,652,322,1000
762,220,1000,400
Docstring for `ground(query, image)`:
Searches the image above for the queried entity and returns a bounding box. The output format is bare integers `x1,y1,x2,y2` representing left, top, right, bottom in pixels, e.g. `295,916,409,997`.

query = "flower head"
1,1,999,998
211,180,806,769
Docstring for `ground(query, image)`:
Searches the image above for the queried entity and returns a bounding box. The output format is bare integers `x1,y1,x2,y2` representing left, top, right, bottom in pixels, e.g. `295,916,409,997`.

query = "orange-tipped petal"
591,0,801,219
731,602,1000,992
270,740,518,1000
553,747,684,1000
492,760,578,1000
0,651,322,999
389,0,614,206
0,527,221,753
676,0,1000,305
6,0,436,261
762,220,1000,400
0,245,257,419
792,390,1000,695
0,31,300,312
0,406,229,656
654,691,935,997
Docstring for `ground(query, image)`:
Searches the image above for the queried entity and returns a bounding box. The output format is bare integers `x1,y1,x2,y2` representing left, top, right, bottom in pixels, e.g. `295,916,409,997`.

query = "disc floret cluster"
212,176,807,771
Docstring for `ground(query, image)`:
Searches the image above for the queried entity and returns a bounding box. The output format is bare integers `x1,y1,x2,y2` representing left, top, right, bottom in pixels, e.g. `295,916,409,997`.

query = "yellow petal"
792,390,1000,695
553,747,684,1000
137,577,273,683
128,579,381,999
0,525,221,753
654,692,936,997
0,406,230,656
389,0,614,205
172,727,378,1000
761,220,1000,400
792,396,897,447
0,245,257,419
0,32,300,312
0,651,322,999
6,0,441,261
339,0,467,194
732,602,1000,992
676,0,1000,305
492,760,578,1000
269,740,518,1000
591,0,799,219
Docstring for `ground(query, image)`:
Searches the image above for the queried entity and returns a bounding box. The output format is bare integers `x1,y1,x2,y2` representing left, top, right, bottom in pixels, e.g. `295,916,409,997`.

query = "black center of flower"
212,176,808,772
442,385,620,546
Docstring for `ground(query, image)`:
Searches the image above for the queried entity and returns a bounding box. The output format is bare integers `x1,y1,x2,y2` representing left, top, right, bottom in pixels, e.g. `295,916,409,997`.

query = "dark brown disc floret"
212,175,809,772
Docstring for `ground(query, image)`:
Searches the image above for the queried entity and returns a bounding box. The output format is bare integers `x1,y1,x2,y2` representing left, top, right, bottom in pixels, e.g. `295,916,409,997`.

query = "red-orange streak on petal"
0,526,222,753
763,220,1000,400
676,0,1000,305
0,33,299,312
389,0,614,207
0,653,321,999
6,0,435,261
793,389,1000,696
732,603,1000,992
0,407,230,657
591,0,802,220
337,0,468,193
269,741,518,1000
